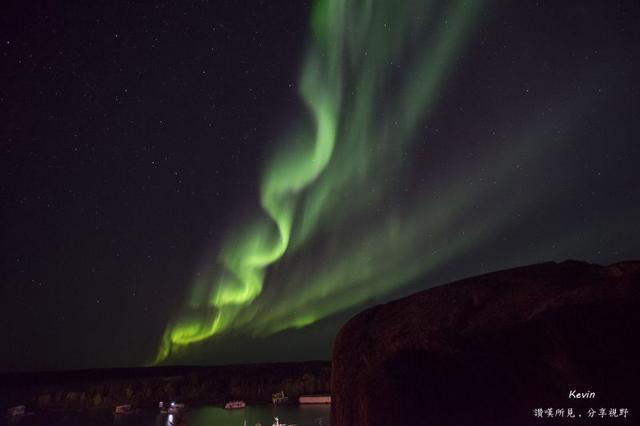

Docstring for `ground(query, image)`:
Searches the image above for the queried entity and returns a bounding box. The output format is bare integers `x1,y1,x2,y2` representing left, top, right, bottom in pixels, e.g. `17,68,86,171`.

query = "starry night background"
1,0,639,372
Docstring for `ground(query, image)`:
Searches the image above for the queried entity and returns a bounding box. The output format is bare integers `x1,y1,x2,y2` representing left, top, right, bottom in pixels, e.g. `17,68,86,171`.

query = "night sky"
2,0,639,372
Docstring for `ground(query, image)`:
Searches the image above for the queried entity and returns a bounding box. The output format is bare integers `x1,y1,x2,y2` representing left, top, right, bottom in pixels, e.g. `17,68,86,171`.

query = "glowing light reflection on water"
7,405,330,426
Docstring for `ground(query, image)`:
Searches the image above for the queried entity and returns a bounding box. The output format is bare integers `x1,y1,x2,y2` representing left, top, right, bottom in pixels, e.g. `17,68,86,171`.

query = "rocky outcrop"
0,362,330,411
331,260,640,425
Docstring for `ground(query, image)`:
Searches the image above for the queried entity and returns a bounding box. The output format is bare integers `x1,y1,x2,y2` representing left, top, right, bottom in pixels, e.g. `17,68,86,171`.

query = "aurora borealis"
157,0,486,361
2,0,639,371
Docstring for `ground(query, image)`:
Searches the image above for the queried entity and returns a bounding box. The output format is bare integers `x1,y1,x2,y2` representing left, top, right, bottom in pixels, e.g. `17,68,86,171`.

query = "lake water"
4,405,330,426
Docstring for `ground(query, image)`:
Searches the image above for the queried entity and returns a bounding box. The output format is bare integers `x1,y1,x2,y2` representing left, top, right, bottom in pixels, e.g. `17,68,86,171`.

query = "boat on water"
169,403,186,414
114,404,133,414
272,390,289,404
7,405,26,417
224,400,246,409
159,401,187,414
298,395,331,404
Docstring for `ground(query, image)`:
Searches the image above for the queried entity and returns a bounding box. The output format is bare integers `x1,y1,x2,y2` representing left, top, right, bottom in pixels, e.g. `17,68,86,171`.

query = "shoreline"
1,361,331,413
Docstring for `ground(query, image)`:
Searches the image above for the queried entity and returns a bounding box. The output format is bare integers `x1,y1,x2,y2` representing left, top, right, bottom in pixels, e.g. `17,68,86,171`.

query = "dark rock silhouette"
331,260,640,425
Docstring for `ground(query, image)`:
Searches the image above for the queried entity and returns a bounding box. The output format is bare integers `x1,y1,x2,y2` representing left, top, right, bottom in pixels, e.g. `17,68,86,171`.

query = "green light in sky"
155,0,485,363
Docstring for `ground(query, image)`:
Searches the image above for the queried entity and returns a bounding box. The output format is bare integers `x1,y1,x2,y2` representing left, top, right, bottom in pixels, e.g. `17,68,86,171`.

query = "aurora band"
156,0,484,363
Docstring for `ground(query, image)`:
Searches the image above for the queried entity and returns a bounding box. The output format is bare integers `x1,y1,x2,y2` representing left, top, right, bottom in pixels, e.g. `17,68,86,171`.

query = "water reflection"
164,412,188,426
8,405,329,426
185,405,329,426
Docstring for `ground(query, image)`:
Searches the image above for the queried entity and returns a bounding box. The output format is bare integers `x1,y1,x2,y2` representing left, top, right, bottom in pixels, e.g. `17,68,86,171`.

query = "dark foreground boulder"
331,260,640,425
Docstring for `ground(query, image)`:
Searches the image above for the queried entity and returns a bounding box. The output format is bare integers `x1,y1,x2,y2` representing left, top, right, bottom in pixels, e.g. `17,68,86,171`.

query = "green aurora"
156,0,489,363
